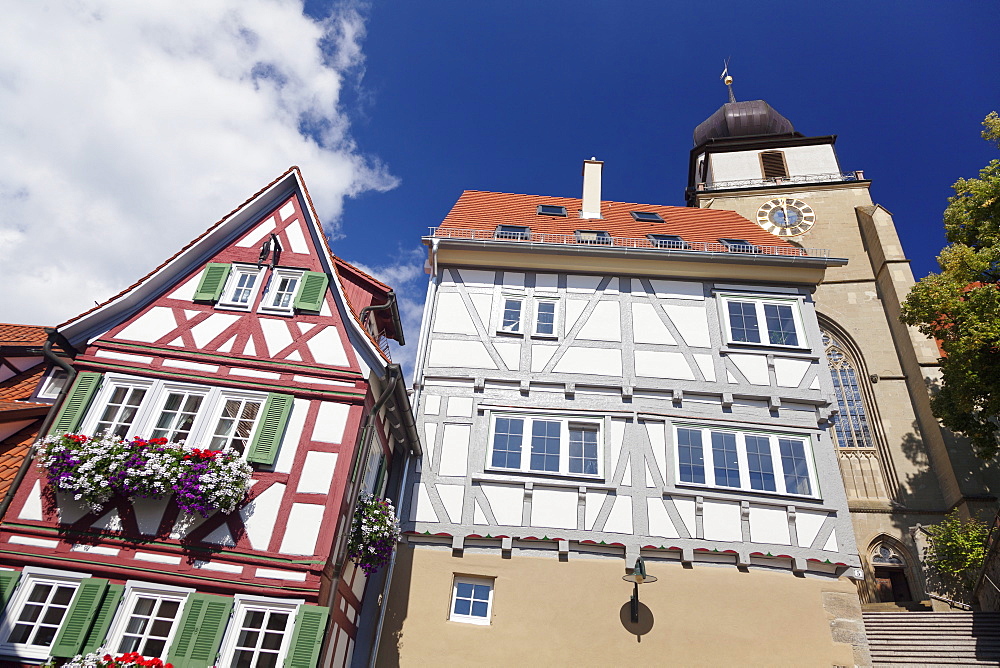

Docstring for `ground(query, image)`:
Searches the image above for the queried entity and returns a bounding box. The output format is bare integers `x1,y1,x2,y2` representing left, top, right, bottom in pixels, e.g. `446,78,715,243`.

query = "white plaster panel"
709,151,767,182
494,342,521,371
646,498,680,539
608,419,626,478
71,544,120,556
446,397,474,417
603,495,633,534
503,272,524,289
432,293,477,334
189,313,239,349
162,359,219,373
170,512,212,539
423,423,437,466
774,358,811,388
236,216,276,247
292,376,352,388
423,394,441,415
260,318,294,355
584,492,606,530
115,307,178,343
18,480,42,520
242,337,256,356
278,202,296,220
168,272,205,300
193,560,242,574
309,327,350,367
531,488,577,530
203,524,235,546
278,503,325,555
439,424,471,477
474,501,488,525
481,484,523,526
275,399,308,474
671,496,696,536
311,401,350,444
284,220,309,255
333,628,349,668
553,347,621,376
631,303,676,345
783,144,840,176
350,563,367,600
469,293,493,330
693,354,716,382
620,457,632,486
232,368,281,380
644,460,656,488
534,273,559,292
531,345,558,372
729,353,770,386
662,304,711,347
132,497,170,535
796,509,829,548
643,422,666,484
93,509,123,532
456,269,495,288
9,536,58,548
240,483,286,551
428,340,497,369
702,500,743,542
576,301,621,341
566,275,602,293
822,529,839,552
810,377,821,390
94,350,154,364
320,300,333,317
649,279,705,301
410,483,438,522
565,299,588,331
56,493,91,525
727,370,738,384
436,484,465,523
255,568,307,582
135,552,181,565
297,452,339,494
749,505,790,545
634,350,695,380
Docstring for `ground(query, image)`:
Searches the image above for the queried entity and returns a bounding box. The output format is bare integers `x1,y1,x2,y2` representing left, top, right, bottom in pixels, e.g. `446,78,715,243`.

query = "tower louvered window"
760,151,788,180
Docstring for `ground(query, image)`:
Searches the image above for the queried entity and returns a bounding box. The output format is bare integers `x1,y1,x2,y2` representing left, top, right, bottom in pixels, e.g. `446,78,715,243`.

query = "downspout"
0,328,77,520
410,238,440,409
359,292,405,346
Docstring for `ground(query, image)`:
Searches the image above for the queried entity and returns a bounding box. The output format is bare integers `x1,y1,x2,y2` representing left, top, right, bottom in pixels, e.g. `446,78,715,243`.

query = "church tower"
686,90,1000,606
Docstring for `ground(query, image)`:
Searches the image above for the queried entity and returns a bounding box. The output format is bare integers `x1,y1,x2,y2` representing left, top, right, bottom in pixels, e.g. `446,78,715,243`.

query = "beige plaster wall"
377,545,867,668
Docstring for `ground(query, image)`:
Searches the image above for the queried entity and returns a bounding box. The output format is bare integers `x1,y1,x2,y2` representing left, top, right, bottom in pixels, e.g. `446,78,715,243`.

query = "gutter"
0,329,77,520
359,292,406,346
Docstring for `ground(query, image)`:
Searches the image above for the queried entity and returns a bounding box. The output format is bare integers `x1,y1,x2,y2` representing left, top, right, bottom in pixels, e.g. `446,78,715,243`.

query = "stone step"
872,661,1000,667
869,638,1000,645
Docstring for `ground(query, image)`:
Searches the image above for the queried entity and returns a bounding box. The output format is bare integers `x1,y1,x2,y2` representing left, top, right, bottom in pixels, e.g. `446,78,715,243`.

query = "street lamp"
622,556,657,623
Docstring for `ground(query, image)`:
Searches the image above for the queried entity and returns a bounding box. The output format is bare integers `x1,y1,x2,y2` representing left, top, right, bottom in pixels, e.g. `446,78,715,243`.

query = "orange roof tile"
0,364,45,404
0,323,47,346
0,427,37,501
439,191,798,249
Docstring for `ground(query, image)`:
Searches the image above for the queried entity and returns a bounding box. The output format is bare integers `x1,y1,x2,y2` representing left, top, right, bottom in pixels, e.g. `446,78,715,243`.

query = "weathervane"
720,58,736,103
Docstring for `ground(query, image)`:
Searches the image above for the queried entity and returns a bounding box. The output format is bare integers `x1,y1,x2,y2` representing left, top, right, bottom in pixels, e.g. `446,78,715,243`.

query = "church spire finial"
720,59,736,103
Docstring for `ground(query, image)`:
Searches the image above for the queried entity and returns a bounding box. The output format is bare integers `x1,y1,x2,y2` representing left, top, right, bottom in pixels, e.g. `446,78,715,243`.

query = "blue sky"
1,1,995,374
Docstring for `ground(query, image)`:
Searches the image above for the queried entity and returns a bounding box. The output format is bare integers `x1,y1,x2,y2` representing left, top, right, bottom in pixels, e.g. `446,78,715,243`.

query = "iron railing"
695,171,865,192
428,227,832,258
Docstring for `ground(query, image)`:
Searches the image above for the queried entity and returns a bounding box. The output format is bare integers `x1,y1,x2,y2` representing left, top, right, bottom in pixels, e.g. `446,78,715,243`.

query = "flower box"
346,493,401,575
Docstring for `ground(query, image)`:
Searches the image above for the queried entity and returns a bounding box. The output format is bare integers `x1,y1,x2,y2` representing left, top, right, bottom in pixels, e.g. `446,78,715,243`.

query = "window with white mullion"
209,397,263,452
498,297,523,334
721,295,806,349
115,594,184,658
94,384,149,438
228,607,292,668
488,414,603,478
3,579,79,649
150,390,205,442
533,298,558,337
218,265,266,311
259,268,304,315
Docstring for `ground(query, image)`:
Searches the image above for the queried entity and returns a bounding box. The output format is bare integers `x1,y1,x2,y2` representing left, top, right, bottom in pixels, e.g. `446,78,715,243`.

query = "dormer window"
630,211,664,223
495,225,530,240
575,230,612,245
647,234,690,250
719,238,761,254
760,151,789,180
536,205,567,217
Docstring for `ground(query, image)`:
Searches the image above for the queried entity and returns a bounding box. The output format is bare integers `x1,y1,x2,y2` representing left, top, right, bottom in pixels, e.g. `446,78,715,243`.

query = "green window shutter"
80,583,124,655
192,263,232,302
0,570,21,610
284,604,329,668
50,578,109,658
166,593,233,668
49,372,103,436
247,393,293,466
293,272,328,312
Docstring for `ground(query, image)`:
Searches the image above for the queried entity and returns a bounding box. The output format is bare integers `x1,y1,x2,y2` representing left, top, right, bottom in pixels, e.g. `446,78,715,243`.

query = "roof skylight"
648,234,690,250
537,205,567,217
631,211,664,223
495,224,531,240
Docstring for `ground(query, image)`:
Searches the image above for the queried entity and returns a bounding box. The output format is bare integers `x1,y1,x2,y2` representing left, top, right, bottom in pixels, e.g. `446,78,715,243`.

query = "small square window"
718,238,761,253
218,265,266,310
533,299,558,337
450,577,493,625
498,297,523,335
575,230,612,245
647,234,690,250
536,205,567,217
495,225,530,240
259,268,305,315
630,211,663,223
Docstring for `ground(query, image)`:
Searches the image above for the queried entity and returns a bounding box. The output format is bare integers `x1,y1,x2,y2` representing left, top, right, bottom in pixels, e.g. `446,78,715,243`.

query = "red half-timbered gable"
0,168,417,668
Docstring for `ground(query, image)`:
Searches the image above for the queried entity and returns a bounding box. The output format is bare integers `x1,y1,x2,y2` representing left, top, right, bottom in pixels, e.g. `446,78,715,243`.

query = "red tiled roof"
0,323,47,346
0,363,45,404
0,427,37,501
439,191,798,249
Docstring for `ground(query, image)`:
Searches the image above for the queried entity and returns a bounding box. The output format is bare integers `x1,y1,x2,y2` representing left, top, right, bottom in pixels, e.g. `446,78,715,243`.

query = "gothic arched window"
823,331,875,449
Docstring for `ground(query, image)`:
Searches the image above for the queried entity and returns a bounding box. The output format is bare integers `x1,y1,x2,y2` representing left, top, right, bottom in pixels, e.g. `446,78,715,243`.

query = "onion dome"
693,100,795,147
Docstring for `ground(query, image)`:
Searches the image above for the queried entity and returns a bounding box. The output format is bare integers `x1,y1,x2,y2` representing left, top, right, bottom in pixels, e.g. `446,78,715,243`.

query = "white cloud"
0,0,395,326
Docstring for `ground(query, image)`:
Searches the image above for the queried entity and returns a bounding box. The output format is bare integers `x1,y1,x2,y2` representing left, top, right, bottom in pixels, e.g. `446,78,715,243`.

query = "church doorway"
871,542,914,603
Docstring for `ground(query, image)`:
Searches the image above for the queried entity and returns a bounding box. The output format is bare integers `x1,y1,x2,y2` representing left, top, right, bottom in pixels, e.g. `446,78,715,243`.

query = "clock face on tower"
755,198,816,237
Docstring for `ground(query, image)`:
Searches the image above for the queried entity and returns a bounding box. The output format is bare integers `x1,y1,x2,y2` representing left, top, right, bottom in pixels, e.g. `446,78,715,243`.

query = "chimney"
580,158,603,219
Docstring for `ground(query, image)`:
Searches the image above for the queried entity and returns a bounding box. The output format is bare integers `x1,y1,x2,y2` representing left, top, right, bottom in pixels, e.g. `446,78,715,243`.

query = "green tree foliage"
900,113,1000,458
925,511,989,599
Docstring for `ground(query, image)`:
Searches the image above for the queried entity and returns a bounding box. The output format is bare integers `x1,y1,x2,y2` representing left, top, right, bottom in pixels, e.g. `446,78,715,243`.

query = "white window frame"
217,264,267,311
496,295,524,336
258,268,305,316
0,567,90,661
719,293,807,349
672,424,820,499
531,297,560,338
449,577,494,625
36,368,69,400
81,374,268,457
487,413,604,479
103,581,194,660
216,595,303,668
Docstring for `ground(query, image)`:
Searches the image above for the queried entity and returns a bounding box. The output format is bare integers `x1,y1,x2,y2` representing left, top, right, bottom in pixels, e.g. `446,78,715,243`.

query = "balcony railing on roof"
428,227,831,259
695,171,865,192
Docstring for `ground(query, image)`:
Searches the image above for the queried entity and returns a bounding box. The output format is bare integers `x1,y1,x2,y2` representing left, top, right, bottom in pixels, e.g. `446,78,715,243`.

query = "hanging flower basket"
346,493,401,575
38,433,252,516
45,650,173,668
